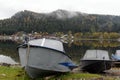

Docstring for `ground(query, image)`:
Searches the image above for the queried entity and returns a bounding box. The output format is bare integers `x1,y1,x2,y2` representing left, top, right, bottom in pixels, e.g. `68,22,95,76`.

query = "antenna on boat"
41,38,45,46
96,50,98,58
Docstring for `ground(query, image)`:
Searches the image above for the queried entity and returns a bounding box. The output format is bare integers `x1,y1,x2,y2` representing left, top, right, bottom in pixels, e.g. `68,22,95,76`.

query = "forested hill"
0,9,120,35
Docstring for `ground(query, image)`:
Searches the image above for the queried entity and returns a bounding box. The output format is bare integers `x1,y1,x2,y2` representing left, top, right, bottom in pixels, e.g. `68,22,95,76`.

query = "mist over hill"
12,10,85,19
0,9,120,34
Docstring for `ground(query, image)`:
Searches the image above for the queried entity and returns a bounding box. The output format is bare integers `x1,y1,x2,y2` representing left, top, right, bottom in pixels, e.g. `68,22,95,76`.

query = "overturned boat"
18,38,77,78
80,50,112,73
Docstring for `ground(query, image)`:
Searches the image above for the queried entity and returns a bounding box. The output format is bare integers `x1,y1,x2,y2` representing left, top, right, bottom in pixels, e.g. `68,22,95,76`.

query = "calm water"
0,40,19,64
0,40,120,64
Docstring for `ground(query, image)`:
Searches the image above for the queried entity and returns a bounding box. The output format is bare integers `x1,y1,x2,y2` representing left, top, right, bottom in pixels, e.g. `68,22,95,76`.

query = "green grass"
0,66,30,80
0,66,118,80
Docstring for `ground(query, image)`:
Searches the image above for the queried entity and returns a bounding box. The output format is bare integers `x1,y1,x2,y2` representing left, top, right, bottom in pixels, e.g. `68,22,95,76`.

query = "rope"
26,43,30,66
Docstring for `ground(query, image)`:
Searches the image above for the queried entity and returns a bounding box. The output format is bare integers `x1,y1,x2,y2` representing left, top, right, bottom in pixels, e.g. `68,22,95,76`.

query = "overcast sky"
0,0,120,19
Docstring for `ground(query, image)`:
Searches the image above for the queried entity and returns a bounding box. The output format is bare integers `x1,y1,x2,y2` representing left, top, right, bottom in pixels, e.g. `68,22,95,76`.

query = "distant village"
0,32,59,42
1,31,120,43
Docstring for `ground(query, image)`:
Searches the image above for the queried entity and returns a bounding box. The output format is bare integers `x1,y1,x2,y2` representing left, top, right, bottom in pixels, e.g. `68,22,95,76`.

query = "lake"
0,39,120,64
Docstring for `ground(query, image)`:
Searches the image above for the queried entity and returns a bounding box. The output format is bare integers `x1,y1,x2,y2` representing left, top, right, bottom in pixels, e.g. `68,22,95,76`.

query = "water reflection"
72,40,120,48
0,40,19,63
0,55,18,64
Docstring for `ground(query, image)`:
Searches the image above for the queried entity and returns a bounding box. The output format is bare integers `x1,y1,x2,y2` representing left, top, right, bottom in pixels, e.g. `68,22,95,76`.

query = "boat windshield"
82,50,110,60
28,38,64,52
115,50,120,57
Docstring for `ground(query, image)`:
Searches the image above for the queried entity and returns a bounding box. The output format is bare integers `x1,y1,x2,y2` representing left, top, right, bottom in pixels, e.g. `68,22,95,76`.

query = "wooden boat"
18,38,77,78
80,50,112,73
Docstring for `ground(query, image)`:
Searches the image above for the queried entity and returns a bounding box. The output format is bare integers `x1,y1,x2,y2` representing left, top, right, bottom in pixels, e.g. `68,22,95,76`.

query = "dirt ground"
105,68,120,76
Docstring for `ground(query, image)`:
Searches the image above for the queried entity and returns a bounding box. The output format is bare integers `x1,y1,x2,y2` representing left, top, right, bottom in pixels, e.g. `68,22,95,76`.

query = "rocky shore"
0,63,20,67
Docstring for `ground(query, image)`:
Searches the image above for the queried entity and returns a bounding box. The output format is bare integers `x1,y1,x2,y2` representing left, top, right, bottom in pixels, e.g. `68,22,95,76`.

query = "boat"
18,38,77,78
111,50,120,61
111,50,120,67
80,50,112,73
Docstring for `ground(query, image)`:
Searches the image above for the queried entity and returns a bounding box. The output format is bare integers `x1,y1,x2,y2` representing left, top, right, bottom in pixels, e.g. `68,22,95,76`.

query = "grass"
48,73,101,80
0,66,119,80
0,66,30,80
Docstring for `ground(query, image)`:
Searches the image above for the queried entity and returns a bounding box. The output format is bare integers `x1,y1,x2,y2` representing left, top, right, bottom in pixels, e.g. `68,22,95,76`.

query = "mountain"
11,9,87,19
11,10,46,19
0,9,120,35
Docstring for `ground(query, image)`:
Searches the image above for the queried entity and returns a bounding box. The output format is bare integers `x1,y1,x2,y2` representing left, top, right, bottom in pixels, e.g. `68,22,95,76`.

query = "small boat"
80,50,112,73
111,50,120,61
18,38,77,78
111,50,120,67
